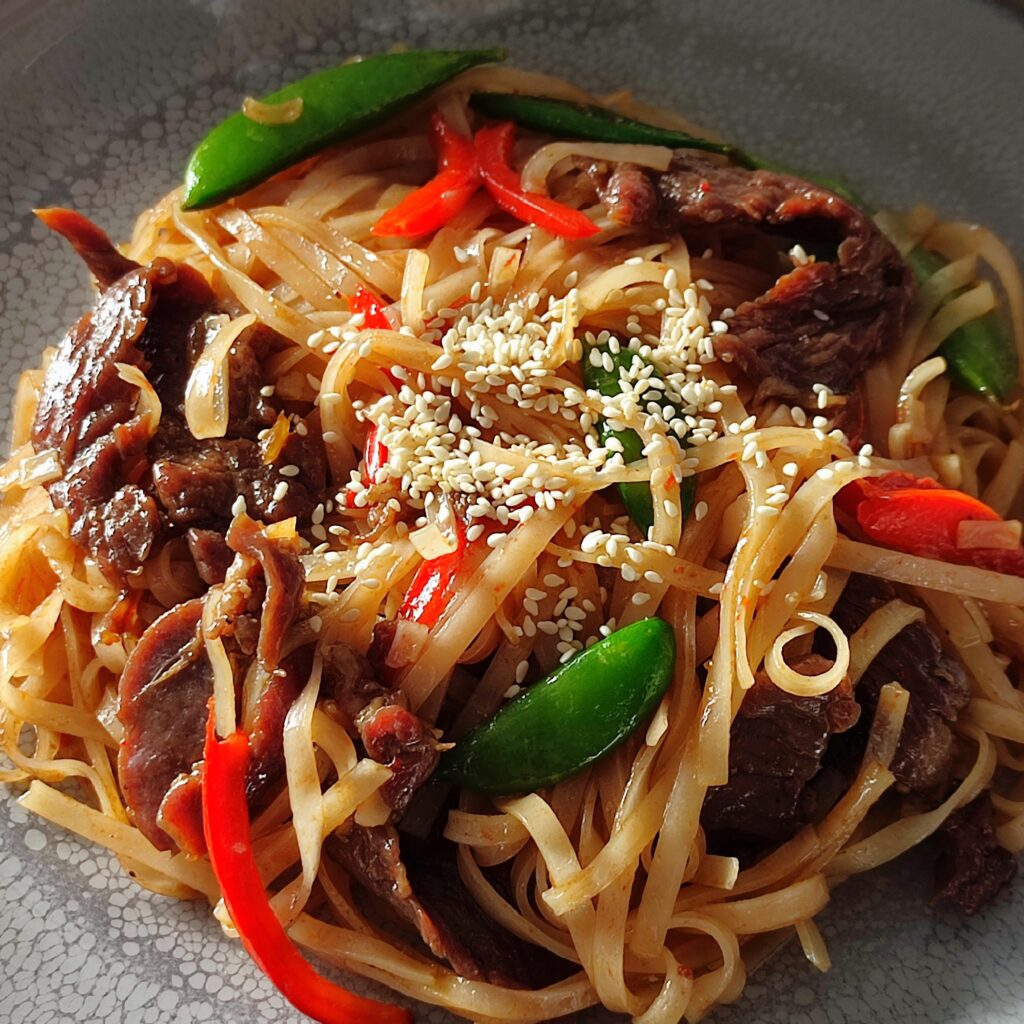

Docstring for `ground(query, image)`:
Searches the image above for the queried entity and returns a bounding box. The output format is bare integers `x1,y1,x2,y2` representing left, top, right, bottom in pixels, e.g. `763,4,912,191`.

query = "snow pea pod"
583,342,697,537
436,617,674,795
469,91,756,168
183,48,505,210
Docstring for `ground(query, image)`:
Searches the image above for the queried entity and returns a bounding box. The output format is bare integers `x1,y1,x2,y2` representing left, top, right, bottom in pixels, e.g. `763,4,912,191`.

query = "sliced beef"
586,155,913,397
403,850,571,987
701,654,860,853
150,421,325,529
32,211,326,577
117,515,305,855
831,574,971,794
48,442,163,573
933,795,1017,914
224,513,304,672
31,255,204,572
592,162,662,226
117,598,209,852
319,640,441,820
36,207,138,289
187,528,234,586
360,704,441,815
322,642,521,981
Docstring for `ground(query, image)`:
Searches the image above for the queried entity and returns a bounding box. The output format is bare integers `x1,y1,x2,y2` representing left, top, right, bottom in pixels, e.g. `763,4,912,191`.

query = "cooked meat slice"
186,528,234,586
701,654,860,852
366,618,401,686
48,441,162,572
587,155,913,397
331,825,496,981
321,639,441,819
225,513,304,673
583,161,661,225
117,598,208,852
403,851,572,987
32,211,327,577
150,422,326,529
117,518,306,854
35,207,139,289
360,704,441,817
322,642,496,977
831,574,971,794
933,795,1017,915
321,641,391,722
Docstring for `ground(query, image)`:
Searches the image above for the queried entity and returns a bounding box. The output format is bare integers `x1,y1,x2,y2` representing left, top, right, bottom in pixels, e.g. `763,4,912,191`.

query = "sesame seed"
231,495,247,517
273,481,289,502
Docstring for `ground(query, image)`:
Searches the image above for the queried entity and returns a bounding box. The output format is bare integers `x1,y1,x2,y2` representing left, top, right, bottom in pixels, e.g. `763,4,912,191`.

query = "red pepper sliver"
372,114,480,238
201,704,411,1024
348,286,393,330
474,121,600,240
837,473,1024,577
398,517,470,628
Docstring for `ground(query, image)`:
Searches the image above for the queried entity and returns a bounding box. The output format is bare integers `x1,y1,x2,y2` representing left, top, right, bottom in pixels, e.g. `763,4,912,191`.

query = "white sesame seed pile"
341,270,736,535
345,288,619,525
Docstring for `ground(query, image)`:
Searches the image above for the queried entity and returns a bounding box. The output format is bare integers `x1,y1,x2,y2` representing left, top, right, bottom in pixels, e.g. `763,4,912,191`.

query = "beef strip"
117,514,305,854
321,642,539,983
585,155,913,397
830,574,971,794
701,654,860,854
32,211,326,577
32,258,194,572
933,795,1017,914
36,208,138,289
150,420,325,530
186,528,235,586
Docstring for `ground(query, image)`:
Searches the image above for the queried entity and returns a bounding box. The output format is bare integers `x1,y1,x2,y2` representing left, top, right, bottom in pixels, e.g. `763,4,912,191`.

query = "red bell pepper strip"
473,121,600,240
348,286,393,330
345,287,394,507
371,114,480,238
342,426,391,509
398,516,472,628
363,425,388,483
201,704,411,1024
837,472,1024,577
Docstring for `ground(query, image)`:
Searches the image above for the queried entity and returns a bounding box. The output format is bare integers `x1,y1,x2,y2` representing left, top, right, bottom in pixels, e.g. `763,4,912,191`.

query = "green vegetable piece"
470,92,756,168
436,617,675,794
183,48,505,210
907,248,1018,401
583,343,696,535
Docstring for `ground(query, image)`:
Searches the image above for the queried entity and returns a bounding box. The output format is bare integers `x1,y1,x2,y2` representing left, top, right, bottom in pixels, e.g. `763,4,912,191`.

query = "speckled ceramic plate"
1,1,1022,1021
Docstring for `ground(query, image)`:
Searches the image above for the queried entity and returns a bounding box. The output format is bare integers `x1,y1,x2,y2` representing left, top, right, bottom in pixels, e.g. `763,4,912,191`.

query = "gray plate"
1,1,1022,1021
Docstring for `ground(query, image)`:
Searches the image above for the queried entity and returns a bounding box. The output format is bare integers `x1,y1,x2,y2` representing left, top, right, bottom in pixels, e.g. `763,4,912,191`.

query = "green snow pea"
183,48,505,209
436,617,675,795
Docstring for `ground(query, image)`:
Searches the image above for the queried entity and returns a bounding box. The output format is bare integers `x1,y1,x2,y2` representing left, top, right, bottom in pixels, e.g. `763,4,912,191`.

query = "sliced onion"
385,618,430,669
242,95,304,125
520,141,672,196
957,518,1022,551
409,521,458,560
185,313,256,440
